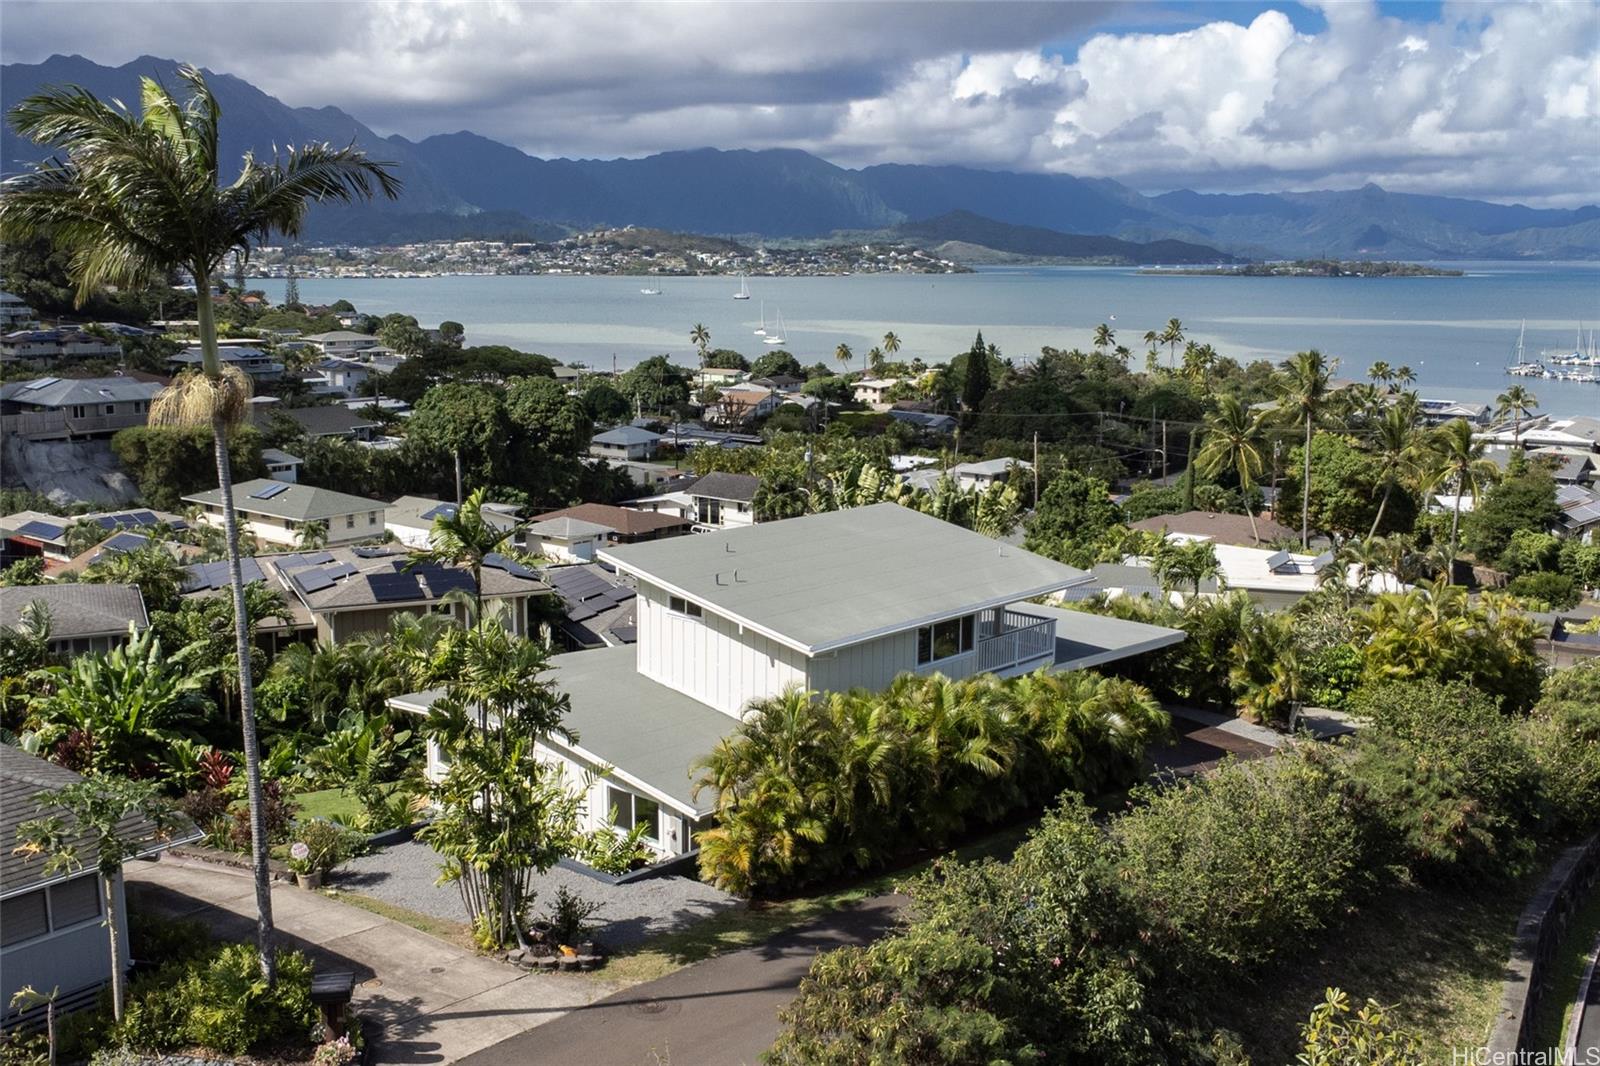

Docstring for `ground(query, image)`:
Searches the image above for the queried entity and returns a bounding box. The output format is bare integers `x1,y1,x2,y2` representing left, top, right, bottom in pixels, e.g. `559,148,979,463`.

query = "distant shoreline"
1139,260,1464,278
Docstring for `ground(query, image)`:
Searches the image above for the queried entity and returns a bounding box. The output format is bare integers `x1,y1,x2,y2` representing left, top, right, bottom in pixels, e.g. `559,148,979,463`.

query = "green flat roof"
602,503,1090,654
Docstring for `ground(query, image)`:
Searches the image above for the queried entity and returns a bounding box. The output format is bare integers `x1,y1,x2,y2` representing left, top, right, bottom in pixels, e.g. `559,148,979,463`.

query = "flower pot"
529,920,555,943
297,870,324,890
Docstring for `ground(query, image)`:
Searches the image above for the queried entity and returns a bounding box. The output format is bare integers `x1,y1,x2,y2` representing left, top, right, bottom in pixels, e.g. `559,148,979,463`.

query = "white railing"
976,610,1055,673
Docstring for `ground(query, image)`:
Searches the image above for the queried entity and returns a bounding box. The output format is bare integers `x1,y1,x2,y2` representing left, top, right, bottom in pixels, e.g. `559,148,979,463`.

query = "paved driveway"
456,892,906,1066
125,857,615,1064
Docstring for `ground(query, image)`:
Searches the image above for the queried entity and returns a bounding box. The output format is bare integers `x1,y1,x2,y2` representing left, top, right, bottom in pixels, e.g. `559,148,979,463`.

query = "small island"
1140,259,1463,277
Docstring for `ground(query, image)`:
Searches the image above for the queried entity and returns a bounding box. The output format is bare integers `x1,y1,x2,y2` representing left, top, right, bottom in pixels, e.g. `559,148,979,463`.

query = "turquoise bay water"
281,262,1600,412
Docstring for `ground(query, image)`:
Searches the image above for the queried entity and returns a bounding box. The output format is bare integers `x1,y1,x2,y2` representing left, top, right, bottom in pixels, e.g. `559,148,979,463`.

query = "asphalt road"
454,893,907,1066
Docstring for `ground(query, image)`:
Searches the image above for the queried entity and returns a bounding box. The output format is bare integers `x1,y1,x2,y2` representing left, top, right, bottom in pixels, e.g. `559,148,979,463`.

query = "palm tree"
1427,418,1498,574
1142,327,1161,365
1275,350,1334,549
1393,365,1417,388
1,66,401,983
1160,317,1185,368
1367,402,1426,537
882,331,901,359
835,342,853,377
295,520,329,550
690,323,710,368
1196,395,1267,543
866,346,886,375
418,488,515,628
1092,323,1114,353
1368,360,1394,389
1494,385,1538,450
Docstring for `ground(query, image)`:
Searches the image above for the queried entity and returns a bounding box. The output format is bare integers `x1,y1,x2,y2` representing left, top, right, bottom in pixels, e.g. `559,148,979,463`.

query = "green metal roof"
182,478,385,522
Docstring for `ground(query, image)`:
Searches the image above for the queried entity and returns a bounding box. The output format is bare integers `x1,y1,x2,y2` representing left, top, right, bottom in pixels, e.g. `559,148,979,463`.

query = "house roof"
1,745,198,898
592,426,662,447
602,502,1091,655
954,458,1031,478
532,503,690,538
1128,510,1297,547
0,583,148,640
252,405,378,438
0,507,185,547
0,376,165,408
302,331,379,344
183,478,385,522
527,517,615,541
390,644,734,816
686,471,760,503
260,448,303,466
1013,604,1189,671
385,496,521,533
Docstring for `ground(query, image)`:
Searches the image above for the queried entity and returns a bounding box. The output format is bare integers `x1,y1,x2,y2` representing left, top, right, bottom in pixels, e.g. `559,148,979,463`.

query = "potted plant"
287,819,360,890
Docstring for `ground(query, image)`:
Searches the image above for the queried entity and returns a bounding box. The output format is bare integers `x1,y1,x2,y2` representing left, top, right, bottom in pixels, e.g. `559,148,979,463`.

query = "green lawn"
296,787,364,824
1203,871,1536,1064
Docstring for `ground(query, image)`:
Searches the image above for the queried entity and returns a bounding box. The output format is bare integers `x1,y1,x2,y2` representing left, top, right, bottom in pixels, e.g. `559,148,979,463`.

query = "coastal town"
2,8,1599,1066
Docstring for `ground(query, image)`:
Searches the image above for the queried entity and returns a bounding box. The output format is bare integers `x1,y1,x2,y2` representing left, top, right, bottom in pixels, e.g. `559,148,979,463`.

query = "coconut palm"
295,519,328,551
866,346,886,374
1159,318,1185,368
690,322,710,368
1195,395,1267,543
2,66,401,981
1092,323,1115,352
835,342,853,377
1367,402,1427,537
882,331,901,358
1494,385,1538,450
1368,360,1394,389
1275,350,1335,549
1393,365,1417,388
416,488,515,625
1427,418,1498,574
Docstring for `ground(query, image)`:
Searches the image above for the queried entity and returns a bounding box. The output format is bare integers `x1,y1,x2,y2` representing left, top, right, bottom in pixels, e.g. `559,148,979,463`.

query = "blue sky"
1,1,1595,205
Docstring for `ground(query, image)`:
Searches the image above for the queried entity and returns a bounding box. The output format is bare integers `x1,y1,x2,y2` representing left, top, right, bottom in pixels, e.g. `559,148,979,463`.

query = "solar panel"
130,510,159,526
368,572,423,602
104,532,149,552
483,552,537,579
295,569,335,593
13,520,65,540
238,558,266,584
603,586,635,604
93,515,121,530
608,625,638,643
1264,550,1293,573
420,504,457,522
352,546,393,558
276,551,334,570
420,568,475,597
250,482,291,500
565,604,598,622
23,377,59,390
1311,550,1336,571
323,562,358,580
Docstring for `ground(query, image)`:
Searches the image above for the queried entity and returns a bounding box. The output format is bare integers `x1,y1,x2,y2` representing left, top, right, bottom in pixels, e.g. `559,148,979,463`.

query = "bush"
1523,663,1600,837
1297,988,1423,1065
287,818,363,875
1506,571,1581,610
115,944,317,1056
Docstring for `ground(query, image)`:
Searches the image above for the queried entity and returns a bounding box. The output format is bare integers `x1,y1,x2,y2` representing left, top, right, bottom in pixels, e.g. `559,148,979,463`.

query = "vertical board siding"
634,581,806,716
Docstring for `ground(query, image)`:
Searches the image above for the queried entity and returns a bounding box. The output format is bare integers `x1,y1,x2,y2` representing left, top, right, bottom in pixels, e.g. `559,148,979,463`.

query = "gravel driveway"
333,840,739,950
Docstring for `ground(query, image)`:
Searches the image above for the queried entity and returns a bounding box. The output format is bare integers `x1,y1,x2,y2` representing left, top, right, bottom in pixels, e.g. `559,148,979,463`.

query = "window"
103,404,116,415
70,405,86,419
606,786,661,843
368,511,379,525
346,515,356,529
668,595,703,619
917,615,976,665
1,890,47,946
49,875,100,928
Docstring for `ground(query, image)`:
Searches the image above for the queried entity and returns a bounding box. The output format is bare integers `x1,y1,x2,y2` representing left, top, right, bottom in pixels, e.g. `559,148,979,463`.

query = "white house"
302,331,380,357
686,472,759,530
305,357,371,398
0,375,165,441
392,504,1185,860
852,377,901,407
262,447,304,483
0,291,35,329
182,479,387,548
385,496,522,549
589,425,663,462
1,746,198,1024
0,329,121,363
526,516,614,563
706,386,781,426
903,458,1032,494
167,346,284,381
0,584,148,657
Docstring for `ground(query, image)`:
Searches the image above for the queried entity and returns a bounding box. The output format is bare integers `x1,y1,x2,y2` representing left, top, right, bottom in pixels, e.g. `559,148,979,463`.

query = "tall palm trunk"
1300,418,1313,549
1369,481,1394,539
199,272,276,982
104,873,125,1021
1448,474,1464,579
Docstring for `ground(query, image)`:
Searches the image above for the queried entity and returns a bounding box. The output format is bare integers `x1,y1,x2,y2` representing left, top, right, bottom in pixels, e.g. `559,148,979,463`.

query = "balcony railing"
976,609,1056,673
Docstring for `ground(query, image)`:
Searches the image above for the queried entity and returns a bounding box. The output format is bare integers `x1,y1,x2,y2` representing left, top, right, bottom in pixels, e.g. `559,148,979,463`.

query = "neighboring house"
526,517,613,563
385,496,522,549
0,375,165,441
304,358,371,398
1477,415,1600,453
551,365,585,384
0,329,121,363
1,746,198,1024
530,503,691,544
0,291,35,329
696,366,747,390
903,458,1032,494
167,346,284,381
705,386,780,426
301,331,380,357
888,409,958,436
749,375,804,394
1418,399,1491,426
54,532,204,580
1131,535,1408,609
542,561,638,649
0,508,186,565
262,447,304,483
1128,510,1298,548
1555,484,1600,543
852,377,901,407
392,504,1185,859
686,472,760,530
182,479,387,547
251,405,379,442
589,426,663,462
1490,447,1598,486
182,545,549,644
0,583,148,657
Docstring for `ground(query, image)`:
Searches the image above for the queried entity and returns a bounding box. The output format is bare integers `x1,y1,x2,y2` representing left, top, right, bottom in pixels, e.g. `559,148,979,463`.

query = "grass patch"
296,787,363,824
326,890,475,952
1528,878,1600,1054
601,819,1035,986
1204,870,1535,1065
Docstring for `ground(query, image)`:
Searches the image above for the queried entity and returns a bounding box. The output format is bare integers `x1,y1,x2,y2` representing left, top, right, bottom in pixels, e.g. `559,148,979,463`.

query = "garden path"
124,855,616,1064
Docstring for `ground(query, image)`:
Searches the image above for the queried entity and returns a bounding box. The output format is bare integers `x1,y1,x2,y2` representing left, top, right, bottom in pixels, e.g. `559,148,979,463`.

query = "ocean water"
279,261,1600,413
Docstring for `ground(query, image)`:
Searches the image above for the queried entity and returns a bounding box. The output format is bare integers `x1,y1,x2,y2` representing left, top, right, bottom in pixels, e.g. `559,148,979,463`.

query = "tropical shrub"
286,819,363,875
114,944,316,1055
1297,988,1423,1066
579,815,652,874
1506,571,1581,609
696,670,1168,894
1523,663,1600,837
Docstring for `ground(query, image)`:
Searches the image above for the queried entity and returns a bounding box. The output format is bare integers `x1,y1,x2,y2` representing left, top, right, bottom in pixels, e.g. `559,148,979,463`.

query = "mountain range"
4,54,1597,260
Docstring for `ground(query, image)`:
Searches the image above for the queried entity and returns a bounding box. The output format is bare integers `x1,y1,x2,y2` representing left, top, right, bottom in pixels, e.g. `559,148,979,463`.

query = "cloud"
1,0,1595,205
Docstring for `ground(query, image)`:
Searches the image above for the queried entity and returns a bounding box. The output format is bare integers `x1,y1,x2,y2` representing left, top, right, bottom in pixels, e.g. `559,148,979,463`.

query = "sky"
2,0,1597,206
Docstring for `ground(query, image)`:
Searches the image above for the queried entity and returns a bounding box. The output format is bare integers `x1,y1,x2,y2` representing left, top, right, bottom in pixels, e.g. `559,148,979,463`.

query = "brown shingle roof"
1127,510,1297,547
533,503,691,538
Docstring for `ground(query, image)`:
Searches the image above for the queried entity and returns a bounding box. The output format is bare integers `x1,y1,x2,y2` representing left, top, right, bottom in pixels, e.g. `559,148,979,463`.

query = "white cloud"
1,0,1595,205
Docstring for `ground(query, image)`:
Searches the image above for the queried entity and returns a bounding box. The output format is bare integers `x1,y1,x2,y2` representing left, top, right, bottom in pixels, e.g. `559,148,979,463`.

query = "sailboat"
753,300,767,337
733,274,751,300
763,309,787,346
639,284,661,296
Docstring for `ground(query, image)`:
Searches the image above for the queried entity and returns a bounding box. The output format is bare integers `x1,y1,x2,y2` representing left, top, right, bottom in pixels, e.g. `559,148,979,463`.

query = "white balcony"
976,608,1056,674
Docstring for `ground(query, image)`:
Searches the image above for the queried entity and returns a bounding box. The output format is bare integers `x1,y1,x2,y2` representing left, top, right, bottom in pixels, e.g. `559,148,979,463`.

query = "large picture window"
917,615,976,665
606,786,661,843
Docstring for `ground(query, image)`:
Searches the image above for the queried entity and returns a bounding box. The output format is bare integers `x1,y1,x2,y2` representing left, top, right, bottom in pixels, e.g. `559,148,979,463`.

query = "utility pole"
1032,431,1040,507
453,449,464,506
1160,420,1169,482
1185,426,1197,511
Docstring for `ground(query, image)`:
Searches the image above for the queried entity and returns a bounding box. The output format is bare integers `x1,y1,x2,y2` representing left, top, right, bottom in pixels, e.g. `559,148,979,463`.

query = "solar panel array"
419,567,475,597
13,519,66,540
295,569,335,593
93,510,161,531
420,504,457,522
250,482,291,500
275,551,336,570
368,572,423,602
543,565,634,619
483,552,538,580
183,557,267,592
102,532,150,553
